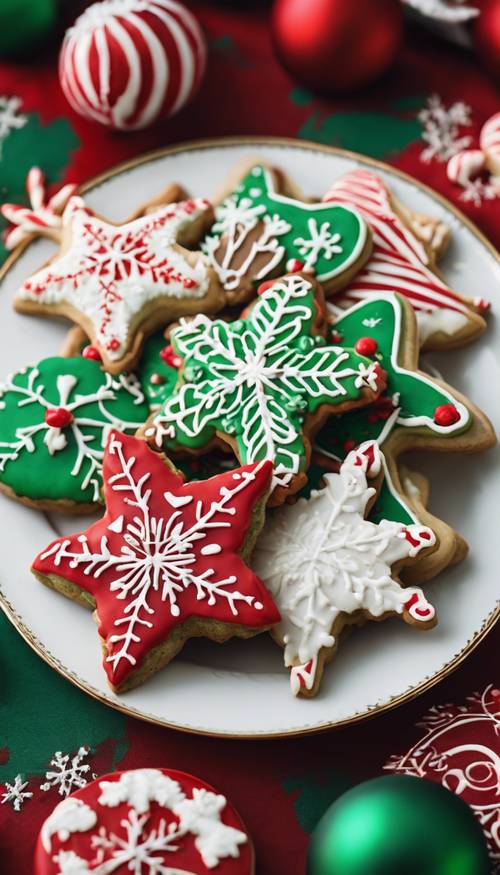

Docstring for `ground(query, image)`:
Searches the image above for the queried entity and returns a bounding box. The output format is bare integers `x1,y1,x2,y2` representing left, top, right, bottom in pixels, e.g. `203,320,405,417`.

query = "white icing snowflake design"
419,94,472,163
253,441,436,696
459,177,500,207
0,364,146,502
46,769,248,874
41,747,96,798
0,95,26,152
152,275,381,490
294,217,343,270
17,198,212,361
1,775,32,812
202,195,291,292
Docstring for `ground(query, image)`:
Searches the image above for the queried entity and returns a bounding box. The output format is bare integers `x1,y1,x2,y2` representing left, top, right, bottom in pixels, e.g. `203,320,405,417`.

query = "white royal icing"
253,441,436,696
41,798,97,852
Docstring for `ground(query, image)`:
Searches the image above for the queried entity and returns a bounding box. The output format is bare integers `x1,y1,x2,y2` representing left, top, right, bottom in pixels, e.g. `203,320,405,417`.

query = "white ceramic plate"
1,139,499,738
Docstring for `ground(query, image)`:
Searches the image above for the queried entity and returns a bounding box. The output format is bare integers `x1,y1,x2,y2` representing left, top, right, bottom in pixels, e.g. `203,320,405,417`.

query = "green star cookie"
146,274,385,503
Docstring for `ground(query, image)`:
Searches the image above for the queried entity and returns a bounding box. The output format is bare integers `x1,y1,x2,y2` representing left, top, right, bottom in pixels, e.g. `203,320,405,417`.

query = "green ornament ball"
0,0,57,59
307,775,490,875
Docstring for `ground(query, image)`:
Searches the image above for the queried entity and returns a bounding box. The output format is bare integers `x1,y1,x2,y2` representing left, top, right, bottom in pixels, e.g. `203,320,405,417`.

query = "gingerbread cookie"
323,168,487,349
0,357,148,511
253,441,437,698
314,291,495,580
146,273,387,505
32,431,279,692
13,194,224,374
35,767,254,874
201,160,372,304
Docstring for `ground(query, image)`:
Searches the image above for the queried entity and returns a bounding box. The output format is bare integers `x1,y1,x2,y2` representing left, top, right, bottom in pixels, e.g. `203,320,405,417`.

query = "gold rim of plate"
0,136,498,739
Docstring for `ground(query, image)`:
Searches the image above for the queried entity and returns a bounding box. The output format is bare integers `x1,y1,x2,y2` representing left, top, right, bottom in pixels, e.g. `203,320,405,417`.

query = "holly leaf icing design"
149,274,385,498
32,432,279,690
202,164,368,297
253,441,437,697
0,357,148,505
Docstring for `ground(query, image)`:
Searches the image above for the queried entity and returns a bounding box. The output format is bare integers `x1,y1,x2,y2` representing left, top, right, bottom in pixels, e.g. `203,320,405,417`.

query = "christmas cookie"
323,168,487,349
35,767,254,874
201,160,372,304
32,431,279,692
145,273,387,505
0,357,148,511
13,194,224,374
314,291,495,580
253,441,437,698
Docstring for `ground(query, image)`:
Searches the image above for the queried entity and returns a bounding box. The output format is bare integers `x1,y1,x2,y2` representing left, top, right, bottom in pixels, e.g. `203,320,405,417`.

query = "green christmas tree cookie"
0,357,149,509
146,274,385,504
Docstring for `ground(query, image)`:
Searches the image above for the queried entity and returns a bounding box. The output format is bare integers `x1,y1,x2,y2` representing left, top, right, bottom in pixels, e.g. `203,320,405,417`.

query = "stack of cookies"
1,159,495,698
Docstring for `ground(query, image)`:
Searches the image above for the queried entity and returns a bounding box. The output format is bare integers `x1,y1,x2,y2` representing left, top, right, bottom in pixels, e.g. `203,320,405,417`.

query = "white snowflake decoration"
459,177,500,206
402,0,479,22
294,217,343,270
419,94,472,162
0,96,26,153
253,441,436,695
41,747,96,797
1,775,32,812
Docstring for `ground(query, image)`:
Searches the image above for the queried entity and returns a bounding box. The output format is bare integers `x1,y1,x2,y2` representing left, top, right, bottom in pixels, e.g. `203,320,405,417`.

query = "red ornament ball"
434,404,461,427
59,0,207,130
475,0,500,83
82,344,102,362
355,336,378,356
271,0,402,94
45,407,74,428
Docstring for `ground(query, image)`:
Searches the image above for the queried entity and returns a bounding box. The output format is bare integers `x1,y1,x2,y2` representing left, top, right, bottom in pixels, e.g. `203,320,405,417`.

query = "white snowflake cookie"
253,441,437,697
35,767,254,874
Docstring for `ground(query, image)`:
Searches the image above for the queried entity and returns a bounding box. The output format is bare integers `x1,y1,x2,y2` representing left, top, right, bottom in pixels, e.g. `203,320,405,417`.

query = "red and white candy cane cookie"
59,0,207,130
1,168,77,251
35,767,254,874
480,110,500,176
447,149,486,188
323,169,487,349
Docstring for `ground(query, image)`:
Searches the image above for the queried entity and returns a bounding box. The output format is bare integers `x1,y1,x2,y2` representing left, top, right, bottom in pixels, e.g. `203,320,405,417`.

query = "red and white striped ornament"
446,149,486,187
59,0,207,131
480,110,500,176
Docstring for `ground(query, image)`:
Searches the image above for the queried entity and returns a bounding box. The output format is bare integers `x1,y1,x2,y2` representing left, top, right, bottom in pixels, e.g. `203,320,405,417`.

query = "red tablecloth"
0,3,498,873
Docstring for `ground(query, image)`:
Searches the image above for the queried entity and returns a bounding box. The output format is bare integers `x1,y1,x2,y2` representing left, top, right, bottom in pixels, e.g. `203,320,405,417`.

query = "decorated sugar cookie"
35,767,254,874
201,161,371,304
253,441,437,698
323,169,487,348
0,357,148,511
146,273,386,505
314,292,495,581
32,431,279,692
13,195,224,374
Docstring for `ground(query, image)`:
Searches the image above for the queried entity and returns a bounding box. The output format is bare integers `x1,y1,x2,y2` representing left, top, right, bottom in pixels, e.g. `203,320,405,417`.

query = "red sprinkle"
107,338,121,352
355,336,378,356
286,259,305,273
82,345,102,362
434,404,461,427
160,344,182,369
330,330,343,344
45,407,74,428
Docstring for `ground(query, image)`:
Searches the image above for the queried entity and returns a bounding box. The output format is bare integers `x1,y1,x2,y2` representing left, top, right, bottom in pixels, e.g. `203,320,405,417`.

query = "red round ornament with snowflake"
59,0,207,131
35,767,254,874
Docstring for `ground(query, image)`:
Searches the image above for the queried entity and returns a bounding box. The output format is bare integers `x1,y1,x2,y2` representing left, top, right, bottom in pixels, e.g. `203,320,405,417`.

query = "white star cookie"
14,196,224,373
253,440,437,697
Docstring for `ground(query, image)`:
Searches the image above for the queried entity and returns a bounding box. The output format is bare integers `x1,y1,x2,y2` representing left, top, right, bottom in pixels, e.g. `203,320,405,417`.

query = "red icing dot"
257,279,278,296
434,404,460,427
475,297,491,312
82,345,102,362
160,344,182,368
107,338,121,352
286,258,305,273
183,278,198,290
355,336,378,356
343,439,356,453
45,407,74,428
330,330,343,344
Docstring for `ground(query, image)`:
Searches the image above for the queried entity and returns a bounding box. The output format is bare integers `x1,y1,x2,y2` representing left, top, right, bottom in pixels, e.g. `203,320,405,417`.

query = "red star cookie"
14,196,224,374
32,431,279,692
35,767,254,874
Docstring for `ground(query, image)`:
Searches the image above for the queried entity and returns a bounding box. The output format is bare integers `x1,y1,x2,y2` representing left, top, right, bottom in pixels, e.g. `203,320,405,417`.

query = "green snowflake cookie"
202,163,368,301
149,274,384,499
315,293,473,524
0,357,149,507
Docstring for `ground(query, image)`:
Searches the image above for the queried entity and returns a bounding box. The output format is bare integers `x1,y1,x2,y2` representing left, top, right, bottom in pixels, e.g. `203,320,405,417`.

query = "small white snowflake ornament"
41,747,95,798
35,768,253,875
1,774,32,812
419,94,473,163
253,441,437,697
